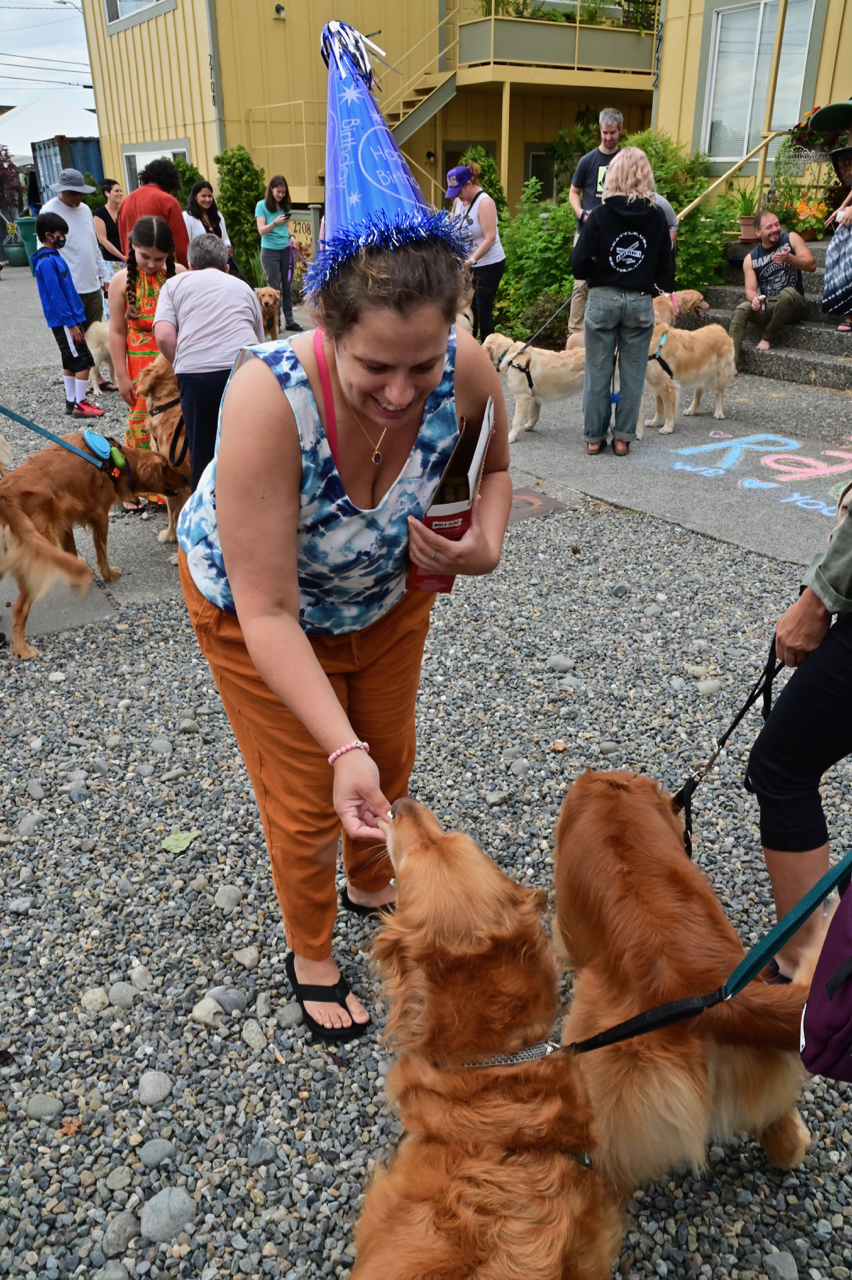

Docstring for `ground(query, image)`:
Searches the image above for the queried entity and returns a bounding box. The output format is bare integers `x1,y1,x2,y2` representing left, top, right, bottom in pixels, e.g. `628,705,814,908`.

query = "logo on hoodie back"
609,232,647,273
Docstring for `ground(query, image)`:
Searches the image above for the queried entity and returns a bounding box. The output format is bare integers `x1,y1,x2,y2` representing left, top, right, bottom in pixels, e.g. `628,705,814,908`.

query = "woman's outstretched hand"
332,749,392,842
775,588,831,667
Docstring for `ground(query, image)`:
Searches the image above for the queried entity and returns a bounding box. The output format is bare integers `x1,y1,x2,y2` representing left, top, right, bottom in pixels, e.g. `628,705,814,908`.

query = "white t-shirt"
451,190,505,267
183,210,231,247
154,269,265,376
38,196,105,293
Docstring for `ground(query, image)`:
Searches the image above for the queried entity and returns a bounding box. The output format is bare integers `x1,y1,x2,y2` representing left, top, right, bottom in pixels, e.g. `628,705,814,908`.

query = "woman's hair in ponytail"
125,216,176,317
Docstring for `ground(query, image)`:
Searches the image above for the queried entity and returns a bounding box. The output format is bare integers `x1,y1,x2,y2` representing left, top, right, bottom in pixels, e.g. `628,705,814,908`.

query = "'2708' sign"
672,433,852,518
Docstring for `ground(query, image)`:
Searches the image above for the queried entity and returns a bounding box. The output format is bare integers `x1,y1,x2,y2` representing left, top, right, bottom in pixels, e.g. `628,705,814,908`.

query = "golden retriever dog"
641,321,736,437
483,332,585,444
564,291,711,353
0,432,11,478
256,286,281,341
455,305,474,335
84,320,117,398
137,356,192,545
554,771,819,1200
652,288,711,328
0,435,186,659
352,797,623,1280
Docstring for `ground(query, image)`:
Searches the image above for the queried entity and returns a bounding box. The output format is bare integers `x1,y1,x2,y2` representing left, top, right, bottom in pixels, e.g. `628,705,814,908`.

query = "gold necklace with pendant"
343,396,389,466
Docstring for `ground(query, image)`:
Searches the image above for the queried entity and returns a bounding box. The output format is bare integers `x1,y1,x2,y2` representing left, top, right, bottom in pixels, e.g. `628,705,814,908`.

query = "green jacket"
803,502,852,613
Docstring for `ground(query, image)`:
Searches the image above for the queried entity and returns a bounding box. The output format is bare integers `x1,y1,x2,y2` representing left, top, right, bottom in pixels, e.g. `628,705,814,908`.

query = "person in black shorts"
745,500,852,980
31,211,105,420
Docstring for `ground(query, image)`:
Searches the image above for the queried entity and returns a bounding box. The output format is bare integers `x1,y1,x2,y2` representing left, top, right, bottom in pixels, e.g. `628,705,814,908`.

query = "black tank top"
750,232,804,298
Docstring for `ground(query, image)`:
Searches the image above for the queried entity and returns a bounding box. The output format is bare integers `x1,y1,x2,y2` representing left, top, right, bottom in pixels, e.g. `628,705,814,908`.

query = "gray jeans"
583,286,655,441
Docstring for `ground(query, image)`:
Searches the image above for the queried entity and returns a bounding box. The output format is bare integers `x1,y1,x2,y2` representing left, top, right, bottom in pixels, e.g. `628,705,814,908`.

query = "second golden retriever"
483,332,584,443
642,320,736,436
555,770,819,1200
256,286,281,340
351,797,623,1280
138,355,192,544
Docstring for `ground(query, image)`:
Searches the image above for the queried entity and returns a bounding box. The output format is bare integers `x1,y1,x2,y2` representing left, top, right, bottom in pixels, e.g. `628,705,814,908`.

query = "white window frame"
121,143,189,192
700,0,817,163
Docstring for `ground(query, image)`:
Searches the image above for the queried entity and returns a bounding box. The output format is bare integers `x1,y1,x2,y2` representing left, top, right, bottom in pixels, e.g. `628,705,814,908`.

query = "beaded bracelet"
328,739,370,766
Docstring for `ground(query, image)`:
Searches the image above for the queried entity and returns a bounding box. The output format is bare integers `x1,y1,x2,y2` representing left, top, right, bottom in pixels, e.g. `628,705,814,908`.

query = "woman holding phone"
255,174,302,332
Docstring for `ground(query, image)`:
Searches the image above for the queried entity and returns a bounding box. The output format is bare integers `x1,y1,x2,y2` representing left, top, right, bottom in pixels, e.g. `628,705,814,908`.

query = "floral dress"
125,267,167,502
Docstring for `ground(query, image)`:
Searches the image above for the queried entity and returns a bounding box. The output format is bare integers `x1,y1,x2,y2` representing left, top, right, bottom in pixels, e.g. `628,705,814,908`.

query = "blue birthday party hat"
306,21,466,296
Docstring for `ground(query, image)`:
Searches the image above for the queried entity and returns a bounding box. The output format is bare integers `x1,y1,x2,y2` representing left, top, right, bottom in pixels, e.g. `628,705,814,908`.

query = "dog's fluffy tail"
0,496,91,597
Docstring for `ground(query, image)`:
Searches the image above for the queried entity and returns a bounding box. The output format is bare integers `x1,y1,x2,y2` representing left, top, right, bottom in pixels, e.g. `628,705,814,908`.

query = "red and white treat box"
408,397,494,594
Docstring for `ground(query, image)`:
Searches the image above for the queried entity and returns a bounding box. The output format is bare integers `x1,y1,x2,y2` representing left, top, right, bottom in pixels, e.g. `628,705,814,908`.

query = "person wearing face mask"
108,216,186,507
176,22,512,1044
32,210,105,419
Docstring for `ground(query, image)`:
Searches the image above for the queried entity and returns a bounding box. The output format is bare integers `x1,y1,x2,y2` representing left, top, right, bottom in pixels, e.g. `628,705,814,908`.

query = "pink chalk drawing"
709,431,733,439
761,451,852,481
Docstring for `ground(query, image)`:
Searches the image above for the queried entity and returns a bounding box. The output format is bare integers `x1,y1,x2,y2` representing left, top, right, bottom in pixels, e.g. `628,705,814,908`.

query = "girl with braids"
108,217,185,507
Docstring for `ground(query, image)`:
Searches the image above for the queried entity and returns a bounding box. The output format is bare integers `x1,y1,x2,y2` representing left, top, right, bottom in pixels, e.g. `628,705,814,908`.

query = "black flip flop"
339,886,396,919
98,381,119,393
285,952,371,1043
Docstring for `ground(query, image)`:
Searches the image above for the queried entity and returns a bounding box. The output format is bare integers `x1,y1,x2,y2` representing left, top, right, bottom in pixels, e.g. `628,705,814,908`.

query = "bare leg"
764,844,830,975
292,954,370,1031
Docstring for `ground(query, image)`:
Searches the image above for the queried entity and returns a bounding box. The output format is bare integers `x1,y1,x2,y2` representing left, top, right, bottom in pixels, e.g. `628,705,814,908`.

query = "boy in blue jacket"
32,211,104,419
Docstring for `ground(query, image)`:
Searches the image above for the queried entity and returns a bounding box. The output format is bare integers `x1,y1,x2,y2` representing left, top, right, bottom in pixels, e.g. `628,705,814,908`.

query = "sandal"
838,320,852,333
98,381,119,393
586,439,607,455
613,440,630,457
339,885,396,919
285,951,371,1043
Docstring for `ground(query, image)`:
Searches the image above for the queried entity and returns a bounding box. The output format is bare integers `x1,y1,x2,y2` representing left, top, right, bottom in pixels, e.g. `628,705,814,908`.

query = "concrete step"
704,285,831,324
704,309,852,356
735,344,852,390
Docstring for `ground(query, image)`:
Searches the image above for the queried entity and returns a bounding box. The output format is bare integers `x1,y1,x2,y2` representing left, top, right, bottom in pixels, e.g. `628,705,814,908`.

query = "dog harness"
648,331,675,380
498,348,534,391
147,395,189,469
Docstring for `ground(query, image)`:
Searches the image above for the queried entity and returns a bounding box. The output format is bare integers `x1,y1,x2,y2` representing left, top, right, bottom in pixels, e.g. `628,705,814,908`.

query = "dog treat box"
408,397,494,594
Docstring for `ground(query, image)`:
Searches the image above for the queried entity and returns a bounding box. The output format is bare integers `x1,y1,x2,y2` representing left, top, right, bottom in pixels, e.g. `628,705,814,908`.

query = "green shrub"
494,178,576,336
174,155,206,209
459,144,507,218
214,145,266,273
515,290,572,349
83,173,105,213
547,106,601,183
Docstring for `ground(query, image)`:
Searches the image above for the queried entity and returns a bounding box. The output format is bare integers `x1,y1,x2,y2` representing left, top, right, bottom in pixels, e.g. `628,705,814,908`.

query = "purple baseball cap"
445,165,472,199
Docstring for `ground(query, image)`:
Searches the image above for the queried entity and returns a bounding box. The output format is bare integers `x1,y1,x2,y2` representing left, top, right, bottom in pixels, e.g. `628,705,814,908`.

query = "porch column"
500,79,511,195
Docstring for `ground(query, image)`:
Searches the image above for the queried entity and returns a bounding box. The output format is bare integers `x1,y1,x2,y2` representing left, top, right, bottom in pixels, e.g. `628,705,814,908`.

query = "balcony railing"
459,10,659,74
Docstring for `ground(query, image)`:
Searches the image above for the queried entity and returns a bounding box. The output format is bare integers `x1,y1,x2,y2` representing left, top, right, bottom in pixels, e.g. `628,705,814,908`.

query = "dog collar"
148,396,181,417
458,1038,562,1069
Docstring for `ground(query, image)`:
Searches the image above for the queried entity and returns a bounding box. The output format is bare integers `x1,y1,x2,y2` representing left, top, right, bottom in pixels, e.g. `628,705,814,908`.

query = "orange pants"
179,550,434,958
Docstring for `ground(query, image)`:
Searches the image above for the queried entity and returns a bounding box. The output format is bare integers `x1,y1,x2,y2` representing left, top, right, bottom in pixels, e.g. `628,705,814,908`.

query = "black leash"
674,637,783,857
501,283,586,389
168,418,189,469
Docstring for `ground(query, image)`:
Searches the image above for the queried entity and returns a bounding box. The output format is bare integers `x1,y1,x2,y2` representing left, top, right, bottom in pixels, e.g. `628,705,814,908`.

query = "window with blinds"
702,0,816,161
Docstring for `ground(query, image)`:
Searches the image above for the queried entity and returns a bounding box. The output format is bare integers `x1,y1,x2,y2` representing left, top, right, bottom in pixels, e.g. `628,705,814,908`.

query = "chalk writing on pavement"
673,434,850,518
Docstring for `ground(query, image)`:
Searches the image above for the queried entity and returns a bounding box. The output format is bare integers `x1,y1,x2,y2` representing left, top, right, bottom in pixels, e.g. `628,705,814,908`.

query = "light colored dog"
642,321,736,436
85,320,116,398
0,433,11,478
455,306,474,335
483,332,584,443
137,356,192,547
256,287,281,341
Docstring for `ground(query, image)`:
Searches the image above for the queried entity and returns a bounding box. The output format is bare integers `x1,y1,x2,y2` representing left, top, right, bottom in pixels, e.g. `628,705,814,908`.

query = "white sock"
63,375,76,401
75,379,89,403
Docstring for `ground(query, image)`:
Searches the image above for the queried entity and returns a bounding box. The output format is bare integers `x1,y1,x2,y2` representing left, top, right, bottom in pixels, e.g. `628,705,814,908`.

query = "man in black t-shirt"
567,108,623,335
729,209,815,368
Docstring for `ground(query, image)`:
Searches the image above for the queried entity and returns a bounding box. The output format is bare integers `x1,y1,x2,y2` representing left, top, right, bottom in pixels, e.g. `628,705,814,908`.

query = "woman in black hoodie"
568,147,672,456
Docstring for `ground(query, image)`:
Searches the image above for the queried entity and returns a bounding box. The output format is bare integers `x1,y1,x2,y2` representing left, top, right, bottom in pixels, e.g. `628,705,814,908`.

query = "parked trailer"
32,135,104,203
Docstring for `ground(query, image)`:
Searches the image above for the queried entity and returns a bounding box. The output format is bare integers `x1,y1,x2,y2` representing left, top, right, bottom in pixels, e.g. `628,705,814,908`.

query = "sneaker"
286,320,304,332
71,400,105,418
65,399,76,415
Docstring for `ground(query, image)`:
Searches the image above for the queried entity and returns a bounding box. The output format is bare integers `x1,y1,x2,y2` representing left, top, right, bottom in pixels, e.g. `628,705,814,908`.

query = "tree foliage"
494,178,576,336
547,106,601,182
174,155,206,209
214,145,266,271
459,145,507,218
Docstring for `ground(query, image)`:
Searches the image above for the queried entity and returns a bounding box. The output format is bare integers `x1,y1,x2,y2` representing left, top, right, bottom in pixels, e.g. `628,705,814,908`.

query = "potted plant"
733,184,760,242
791,196,829,240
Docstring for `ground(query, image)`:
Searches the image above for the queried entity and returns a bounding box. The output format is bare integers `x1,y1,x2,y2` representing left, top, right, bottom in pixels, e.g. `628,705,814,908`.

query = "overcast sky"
0,0,95,111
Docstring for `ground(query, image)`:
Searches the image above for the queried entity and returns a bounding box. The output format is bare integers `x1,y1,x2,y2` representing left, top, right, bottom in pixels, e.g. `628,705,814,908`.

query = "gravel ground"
1,370,851,1279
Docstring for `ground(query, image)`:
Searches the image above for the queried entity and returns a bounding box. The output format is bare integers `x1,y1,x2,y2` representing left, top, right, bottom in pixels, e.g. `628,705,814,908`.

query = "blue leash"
0,402,104,469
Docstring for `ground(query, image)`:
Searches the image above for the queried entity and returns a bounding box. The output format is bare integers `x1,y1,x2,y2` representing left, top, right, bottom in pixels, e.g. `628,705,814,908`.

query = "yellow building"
656,0,852,175
81,0,852,215
82,0,657,214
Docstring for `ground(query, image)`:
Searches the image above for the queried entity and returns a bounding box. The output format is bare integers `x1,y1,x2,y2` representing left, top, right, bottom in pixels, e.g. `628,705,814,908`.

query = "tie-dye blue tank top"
177,331,459,635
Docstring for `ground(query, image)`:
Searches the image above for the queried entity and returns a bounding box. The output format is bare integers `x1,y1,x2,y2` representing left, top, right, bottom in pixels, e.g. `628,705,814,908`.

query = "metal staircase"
381,4,461,145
